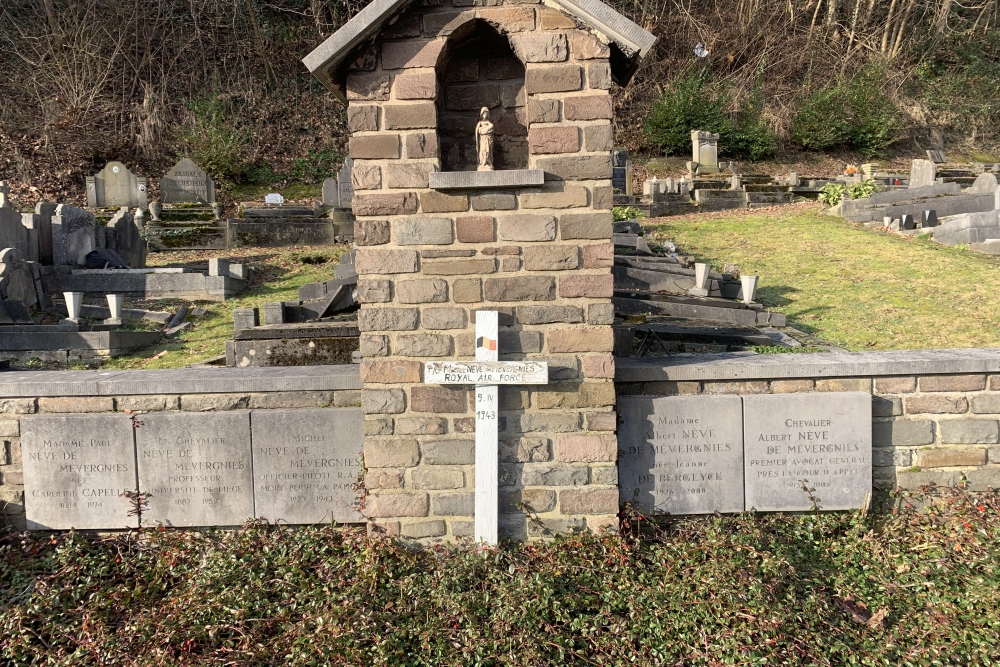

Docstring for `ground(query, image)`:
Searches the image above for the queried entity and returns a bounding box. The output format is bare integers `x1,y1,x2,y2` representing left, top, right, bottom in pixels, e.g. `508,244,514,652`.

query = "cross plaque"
424,311,548,545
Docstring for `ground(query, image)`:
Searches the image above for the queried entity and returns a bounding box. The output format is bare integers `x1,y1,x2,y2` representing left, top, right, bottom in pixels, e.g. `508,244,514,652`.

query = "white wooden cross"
424,311,548,545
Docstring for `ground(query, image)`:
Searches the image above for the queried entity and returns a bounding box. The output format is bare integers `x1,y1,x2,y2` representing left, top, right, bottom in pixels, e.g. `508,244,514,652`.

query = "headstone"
322,177,339,209
743,393,872,512
0,247,39,310
969,173,999,194
337,158,354,208
691,131,720,173
86,162,148,208
264,193,285,205
21,414,138,530
34,202,57,264
926,149,947,163
611,148,629,193
135,411,254,527
901,214,916,230
618,395,744,514
52,204,95,265
909,159,936,189
160,158,215,204
106,207,146,268
250,408,364,524
18,213,40,262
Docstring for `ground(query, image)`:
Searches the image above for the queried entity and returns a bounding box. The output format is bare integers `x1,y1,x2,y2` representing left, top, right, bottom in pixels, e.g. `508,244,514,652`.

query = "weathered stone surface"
702,381,767,395
251,408,363,524
412,467,465,490
484,276,555,301
395,333,452,357
363,416,394,435
420,191,468,213
581,242,613,268
905,395,968,414
771,380,816,394
569,31,611,59
919,375,986,392
872,420,934,446
744,392,872,512
547,326,614,352
383,103,437,130
422,258,496,275
538,7,576,29
521,185,588,209
136,411,253,527
583,124,613,151
477,6,536,31
586,411,616,432
816,378,871,392
536,154,611,180
405,132,439,158
395,416,448,435
366,492,428,517
366,468,404,489
872,396,902,417
500,438,550,462
394,218,453,245
351,163,383,190
527,98,560,124
432,492,474,516
972,394,1000,414
396,278,448,303
587,302,614,325
115,395,181,412
358,308,420,331
357,219,391,246
525,64,582,93
509,463,588,487
455,216,495,243
401,519,446,538
919,446,986,468
21,414,137,530
381,39,446,69
347,72,391,100
470,192,517,210
422,439,475,466
537,382,614,408
349,135,399,159
587,62,612,90
592,185,613,209
421,307,466,329
582,354,615,379
37,397,113,413
366,438,419,468
452,278,482,303
498,214,556,241
353,192,418,216
359,334,390,357
560,488,617,515
347,105,379,132
393,71,437,99
938,419,999,444
501,488,556,513
411,386,467,414
560,211,612,239
362,389,406,414
385,163,435,189
509,33,568,62
357,279,392,303
360,359,421,383
875,377,916,394
523,245,578,270
872,448,912,467
517,305,584,324
559,274,613,298
355,249,419,275
0,398,36,414
564,94,613,120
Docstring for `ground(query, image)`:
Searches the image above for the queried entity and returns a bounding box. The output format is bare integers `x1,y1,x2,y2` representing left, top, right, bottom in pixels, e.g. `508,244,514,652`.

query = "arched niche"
436,20,528,172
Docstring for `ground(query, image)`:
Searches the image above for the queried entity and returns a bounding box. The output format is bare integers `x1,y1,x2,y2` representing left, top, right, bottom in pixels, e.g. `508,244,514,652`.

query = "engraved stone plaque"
161,158,215,204
618,395,744,514
250,408,364,524
743,392,872,512
136,411,253,527
21,414,138,530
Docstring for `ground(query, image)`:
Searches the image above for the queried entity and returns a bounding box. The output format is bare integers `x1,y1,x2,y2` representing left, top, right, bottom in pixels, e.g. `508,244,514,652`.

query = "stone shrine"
303,0,656,540
86,162,149,208
160,158,216,204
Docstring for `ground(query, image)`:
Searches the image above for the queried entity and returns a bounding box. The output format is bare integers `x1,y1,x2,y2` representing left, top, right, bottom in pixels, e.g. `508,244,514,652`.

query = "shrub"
791,88,853,150
847,179,881,199
644,68,732,156
729,69,777,160
612,205,644,221
291,148,341,184
818,182,848,206
179,97,249,184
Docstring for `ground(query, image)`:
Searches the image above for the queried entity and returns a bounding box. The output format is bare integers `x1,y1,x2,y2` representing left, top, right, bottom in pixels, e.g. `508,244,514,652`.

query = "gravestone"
250,408,364,524
52,204,95,265
743,393,872,512
0,182,29,255
612,148,629,194
969,173,998,194
21,414,138,530
135,411,253,527
106,207,146,268
322,177,340,209
0,248,39,310
691,131,720,173
618,395,744,514
338,158,354,208
926,149,947,164
86,162,148,208
909,159,936,189
161,158,216,204
34,202,57,264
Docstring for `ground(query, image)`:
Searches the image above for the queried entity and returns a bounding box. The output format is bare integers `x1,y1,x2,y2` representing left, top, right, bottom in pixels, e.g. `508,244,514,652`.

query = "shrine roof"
302,0,656,103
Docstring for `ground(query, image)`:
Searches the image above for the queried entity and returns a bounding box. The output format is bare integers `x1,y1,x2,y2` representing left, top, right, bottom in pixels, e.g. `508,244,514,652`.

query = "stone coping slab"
0,365,361,397
429,170,545,190
615,348,1000,382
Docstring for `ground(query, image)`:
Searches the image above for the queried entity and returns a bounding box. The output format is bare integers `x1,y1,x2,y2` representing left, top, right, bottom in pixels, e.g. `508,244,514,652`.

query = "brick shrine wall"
615,372,1000,494
345,0,618,540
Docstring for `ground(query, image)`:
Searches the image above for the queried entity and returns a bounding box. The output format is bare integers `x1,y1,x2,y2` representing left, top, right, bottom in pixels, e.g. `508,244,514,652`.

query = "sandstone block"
771,379,815,394
363,417,393,435
938,419,1000,444
516,412,581,434
355,248,419,275
521,185,587,208
471,192,517,210
560,488,618,515
586,411,617,431
39,397,113,413
501,257,522,272
872,448,912,467
384,163,434,189
895,469,960,489
547,326,614,352
513,464,589,487
421,191,469,213
357,279,392,303
560,211,612,239
875,377,917,394
582,354,614,379
582,242,613,268
351,163,383,190
905,395,968,414
405,132,439,158
393,71,437,99
537,381,615,408
361,359,422,383
516,305,584,324
396,333,452,357
484,276,555,301
569,31,611,59
872,396,903,417
432,493,474,516
816,378,872,392
179,394,250,411
972,394,1000,414
452,278,482,303
349,135,400,160
422,439,475,465
362,388,406,414
356,219,390,246
412,468,465,490
116,395,181,412
359,334,390,357
347,72,390,100
353,192,418,216
358,307,420,331
423,258,496,275
0,420,18,437
381,39,446,69
501,488,556,513
525,64,582,94
559,274,613,298
383,103,437,129
702,380,768,395
396,278,448,303
394,218,453,245
422,10,472,36
919,375,986,392
500,438,550,462
592,185,613,209
510,33,568,63
587,302,614,325
498,214,556,241
456,216,495,243
587,62,612,90
0,398,36,414
919,446,986,468
583,123,613,151
366,492,429,518
872,420,935,446
536,154,611,180
347,105,378,132
422,307,466,329
538,7,576,28
476,6,536,32
524,245,578,271
366,438,420,468
400,519,446,538
564,94,613,120
527,98,560,125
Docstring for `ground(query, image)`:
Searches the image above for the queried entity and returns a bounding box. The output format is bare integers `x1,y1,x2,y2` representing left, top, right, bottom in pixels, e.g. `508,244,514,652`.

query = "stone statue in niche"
476,107,494,172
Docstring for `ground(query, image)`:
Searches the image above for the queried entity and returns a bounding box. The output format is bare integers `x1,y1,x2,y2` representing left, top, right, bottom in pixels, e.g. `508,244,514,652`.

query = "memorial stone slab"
107,207,146,268
909,159,936,189
337,158,354,208
743,392,872,512
322,177,339,209
161,158,216,204
250,408,364,524
618,395,744,514
21,414,138,530
87,162,148,208
136,411,253,527
53,204,96,265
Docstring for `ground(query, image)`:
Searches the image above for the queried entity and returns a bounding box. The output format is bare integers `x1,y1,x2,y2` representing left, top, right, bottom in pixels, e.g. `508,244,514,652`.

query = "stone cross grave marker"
424,311,548,545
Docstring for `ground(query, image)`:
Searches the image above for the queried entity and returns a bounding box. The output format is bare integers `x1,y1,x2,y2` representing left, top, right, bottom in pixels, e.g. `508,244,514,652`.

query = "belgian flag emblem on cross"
476,336,497,351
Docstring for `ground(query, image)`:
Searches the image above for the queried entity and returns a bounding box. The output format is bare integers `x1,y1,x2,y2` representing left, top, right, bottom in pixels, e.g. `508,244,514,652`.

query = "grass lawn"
97,245,349,370
644,203,1000,351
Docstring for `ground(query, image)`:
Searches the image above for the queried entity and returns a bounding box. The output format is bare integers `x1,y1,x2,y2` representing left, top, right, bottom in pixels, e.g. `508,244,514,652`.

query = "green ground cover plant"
644,205,1000,350
1,490,998,665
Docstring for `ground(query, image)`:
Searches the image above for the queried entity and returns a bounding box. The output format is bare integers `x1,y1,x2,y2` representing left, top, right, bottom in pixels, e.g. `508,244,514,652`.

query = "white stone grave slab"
136,411,253,527
21,414,138,530
250,408,364,524
618,395,744,514
743,392,872,511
